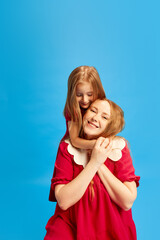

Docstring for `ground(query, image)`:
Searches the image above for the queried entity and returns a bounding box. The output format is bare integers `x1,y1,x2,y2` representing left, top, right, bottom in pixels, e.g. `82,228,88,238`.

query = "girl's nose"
82,95,88,103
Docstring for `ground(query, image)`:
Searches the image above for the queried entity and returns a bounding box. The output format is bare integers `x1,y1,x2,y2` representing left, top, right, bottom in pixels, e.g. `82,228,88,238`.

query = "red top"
47,141,140,240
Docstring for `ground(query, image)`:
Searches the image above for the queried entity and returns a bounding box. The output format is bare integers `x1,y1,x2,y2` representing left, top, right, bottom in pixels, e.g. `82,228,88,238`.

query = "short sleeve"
114,144,140,187
49,141,74,201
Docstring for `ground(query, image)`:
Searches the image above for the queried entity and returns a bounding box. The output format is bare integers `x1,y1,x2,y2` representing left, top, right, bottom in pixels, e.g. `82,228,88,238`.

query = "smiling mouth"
81,102,89,106
88,121,99,128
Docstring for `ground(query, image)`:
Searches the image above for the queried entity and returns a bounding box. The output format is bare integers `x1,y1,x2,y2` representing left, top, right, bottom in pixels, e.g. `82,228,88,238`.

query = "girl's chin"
80,105,89,109
80,102,90,109
84,132,99,140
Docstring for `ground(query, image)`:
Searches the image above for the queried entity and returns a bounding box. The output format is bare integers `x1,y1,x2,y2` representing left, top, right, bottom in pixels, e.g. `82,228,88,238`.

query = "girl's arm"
55,138,112,210
68,121,96,149
98,164,137,211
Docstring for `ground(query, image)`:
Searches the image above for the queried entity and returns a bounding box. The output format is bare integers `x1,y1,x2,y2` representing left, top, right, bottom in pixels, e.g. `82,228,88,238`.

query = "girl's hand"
90,137,113,167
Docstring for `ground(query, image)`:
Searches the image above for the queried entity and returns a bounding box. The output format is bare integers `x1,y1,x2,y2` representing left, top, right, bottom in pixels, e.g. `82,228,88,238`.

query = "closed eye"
76,93,82,97
103,116,109,120
90,108,96,113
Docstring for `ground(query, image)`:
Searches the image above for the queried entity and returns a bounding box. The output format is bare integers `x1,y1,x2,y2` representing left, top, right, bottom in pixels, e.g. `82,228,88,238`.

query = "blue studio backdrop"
0,0,159,239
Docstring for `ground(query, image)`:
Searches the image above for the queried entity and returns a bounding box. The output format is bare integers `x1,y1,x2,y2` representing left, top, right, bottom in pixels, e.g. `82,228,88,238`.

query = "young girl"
45,98,140,240
62,65,106,149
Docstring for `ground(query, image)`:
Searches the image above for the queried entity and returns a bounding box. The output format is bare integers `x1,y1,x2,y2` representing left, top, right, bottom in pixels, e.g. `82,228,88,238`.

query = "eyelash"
90,109,96,113
76,94,93,97
103,117,108,120
90,109,108,120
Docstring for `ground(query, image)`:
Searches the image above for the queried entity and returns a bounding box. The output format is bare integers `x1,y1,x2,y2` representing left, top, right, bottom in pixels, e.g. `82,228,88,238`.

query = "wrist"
89,157,101,171
97,163,104,173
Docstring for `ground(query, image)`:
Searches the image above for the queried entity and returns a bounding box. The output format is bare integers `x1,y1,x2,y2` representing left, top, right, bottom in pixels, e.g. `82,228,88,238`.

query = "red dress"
45,140,140,240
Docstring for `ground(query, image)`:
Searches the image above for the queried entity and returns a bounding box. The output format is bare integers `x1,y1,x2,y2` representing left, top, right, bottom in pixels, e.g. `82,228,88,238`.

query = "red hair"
64,66,106,133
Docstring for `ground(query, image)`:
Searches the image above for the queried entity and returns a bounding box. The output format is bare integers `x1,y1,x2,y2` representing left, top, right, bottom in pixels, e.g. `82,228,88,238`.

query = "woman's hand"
90,137,113,167
55,138,112,210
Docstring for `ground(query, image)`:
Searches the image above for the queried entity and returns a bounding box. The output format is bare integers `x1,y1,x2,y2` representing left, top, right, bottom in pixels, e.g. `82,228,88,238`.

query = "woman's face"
83,99,111,139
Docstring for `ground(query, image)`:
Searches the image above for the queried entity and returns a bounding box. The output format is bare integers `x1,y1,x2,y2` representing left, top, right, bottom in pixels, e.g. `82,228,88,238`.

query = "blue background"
0,0,159,239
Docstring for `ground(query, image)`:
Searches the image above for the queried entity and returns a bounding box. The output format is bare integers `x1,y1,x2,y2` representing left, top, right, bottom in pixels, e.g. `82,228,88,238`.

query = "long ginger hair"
63,66,106,134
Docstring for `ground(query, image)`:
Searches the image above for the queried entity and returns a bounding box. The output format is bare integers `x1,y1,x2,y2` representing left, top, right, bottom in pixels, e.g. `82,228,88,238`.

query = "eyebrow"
102,113,110,117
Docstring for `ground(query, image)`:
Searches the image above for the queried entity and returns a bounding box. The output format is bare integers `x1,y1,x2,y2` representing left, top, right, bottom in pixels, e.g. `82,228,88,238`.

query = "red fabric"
44,216,76,240
46,141,140,240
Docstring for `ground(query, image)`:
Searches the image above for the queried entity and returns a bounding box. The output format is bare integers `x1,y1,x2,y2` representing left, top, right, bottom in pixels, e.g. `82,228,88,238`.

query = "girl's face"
83,100,111,139
76,82,94,109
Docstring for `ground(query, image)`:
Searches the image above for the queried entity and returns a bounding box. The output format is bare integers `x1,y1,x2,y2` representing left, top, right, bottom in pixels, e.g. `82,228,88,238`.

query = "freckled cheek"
83,121,90,133
102,123,107,131
84,113,92,121
83,118,88,127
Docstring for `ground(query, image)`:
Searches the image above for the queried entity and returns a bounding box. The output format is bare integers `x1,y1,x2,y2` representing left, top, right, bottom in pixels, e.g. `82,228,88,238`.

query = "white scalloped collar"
65,139,88,167
64,137,126,167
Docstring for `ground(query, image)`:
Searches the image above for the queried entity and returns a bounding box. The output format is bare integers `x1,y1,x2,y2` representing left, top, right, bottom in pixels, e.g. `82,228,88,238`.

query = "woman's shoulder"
112,136,126,148
58,140,71,157
107,136,126,161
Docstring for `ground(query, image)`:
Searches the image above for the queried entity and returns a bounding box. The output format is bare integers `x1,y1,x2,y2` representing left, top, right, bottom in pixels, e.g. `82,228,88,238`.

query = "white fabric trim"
109,138,126,161
65,137,126,166
65,139,88,167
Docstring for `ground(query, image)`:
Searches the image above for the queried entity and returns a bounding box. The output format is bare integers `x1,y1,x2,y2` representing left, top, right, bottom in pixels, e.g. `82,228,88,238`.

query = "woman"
45,99,140,240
